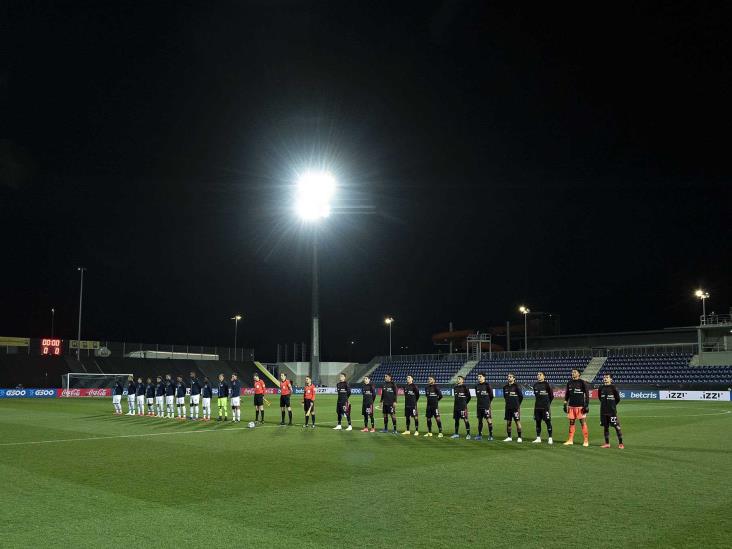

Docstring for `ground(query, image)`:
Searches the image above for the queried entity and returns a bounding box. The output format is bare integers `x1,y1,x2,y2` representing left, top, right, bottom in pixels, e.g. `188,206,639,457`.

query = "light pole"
50,308,55,338
384,317,394,357
295,171,335,385
76,267,86,359
519,306,530,352
695,289,709,323
231,314,242,361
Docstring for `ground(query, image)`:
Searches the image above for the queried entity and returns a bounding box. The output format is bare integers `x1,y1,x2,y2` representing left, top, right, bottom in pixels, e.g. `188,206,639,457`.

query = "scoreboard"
41,338,62,356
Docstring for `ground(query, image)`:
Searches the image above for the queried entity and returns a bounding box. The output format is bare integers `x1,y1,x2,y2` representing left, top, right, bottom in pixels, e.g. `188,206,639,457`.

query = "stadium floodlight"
231,314,243,361
518,306,530,352
295,171,336,221
294,171,336,385
384,317,395,357
695,289,710,322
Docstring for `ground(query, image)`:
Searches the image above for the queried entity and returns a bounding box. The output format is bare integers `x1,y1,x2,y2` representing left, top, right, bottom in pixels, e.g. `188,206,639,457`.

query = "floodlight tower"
384,317,395,357
231,314,242,361
295,171,335,385
694,289,709,322
519,305,530,352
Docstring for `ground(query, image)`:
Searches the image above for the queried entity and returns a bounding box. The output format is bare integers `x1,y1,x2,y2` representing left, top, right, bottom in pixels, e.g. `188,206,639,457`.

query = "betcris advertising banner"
0,388,58,398
618,389,659,400
660,390,730,401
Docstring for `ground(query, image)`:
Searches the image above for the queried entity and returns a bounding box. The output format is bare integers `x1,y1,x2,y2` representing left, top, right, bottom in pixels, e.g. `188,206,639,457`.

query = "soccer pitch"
1,397,730,548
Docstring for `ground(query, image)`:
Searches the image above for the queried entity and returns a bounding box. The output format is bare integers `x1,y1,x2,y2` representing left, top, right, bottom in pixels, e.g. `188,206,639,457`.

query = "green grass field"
1,396,730,548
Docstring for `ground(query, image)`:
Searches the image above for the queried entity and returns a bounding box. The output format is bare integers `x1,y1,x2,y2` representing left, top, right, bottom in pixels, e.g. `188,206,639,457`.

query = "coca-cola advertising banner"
58,388,111,398
240,387,279,396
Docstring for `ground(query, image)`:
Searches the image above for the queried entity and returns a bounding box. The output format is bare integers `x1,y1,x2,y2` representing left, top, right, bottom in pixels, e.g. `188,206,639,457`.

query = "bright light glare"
295,171,336,221
384,317,394,325
694,289,709,299
519,306,530,314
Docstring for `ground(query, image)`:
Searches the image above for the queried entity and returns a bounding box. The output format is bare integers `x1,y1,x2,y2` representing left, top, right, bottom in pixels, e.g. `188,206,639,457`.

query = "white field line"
0,410,729,447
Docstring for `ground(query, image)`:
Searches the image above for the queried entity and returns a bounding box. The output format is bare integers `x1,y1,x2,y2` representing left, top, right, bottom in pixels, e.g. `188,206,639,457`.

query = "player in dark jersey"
126,375,137,415
474,373,494,440
563,369,590,446
302,376,316,428
217,373,229,421
401,375,420,436
145,378,155,416
532,371,554,444
334,373,352,431
379,373,398,434
502,373,523,442
424,376,444,437
361,376,376,432
598,373,624,448
451,376,471,439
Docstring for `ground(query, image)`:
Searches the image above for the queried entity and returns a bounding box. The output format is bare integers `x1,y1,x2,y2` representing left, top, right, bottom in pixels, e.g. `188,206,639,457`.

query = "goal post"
63,373,133,393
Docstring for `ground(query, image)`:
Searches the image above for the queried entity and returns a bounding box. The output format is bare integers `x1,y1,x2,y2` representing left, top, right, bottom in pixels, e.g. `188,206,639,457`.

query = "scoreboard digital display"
41,338,62,356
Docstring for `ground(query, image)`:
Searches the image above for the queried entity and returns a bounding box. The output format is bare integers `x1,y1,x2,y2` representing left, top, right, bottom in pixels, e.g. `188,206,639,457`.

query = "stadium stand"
369,355,466,384
592,353,732,385
464,356,592,385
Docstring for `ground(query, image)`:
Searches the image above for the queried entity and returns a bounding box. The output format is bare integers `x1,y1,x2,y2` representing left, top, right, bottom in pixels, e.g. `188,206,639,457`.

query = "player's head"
427,375,435,384
305,376,312,385
280,372,287,381
363,375,370,384
165,374,171,380
231,373,238,381
128,375,133,381
203,377,209,384
156,376,161,382
456,375,464,385
253,373,259,381
176,376,182,381
384,373,392,382
146,377,152,383
507,373,515,384
137,376,142,383
190,371,196,379
406,374,413,384
603,373,613,385
339,372,346,382
537,371,545,382
477,373,486,383
571,369,580,380
218,373,224,381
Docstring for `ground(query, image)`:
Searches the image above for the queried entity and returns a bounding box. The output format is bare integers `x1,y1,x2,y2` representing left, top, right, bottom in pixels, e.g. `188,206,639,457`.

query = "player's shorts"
426,406,440,419
567,406,586,420
176,397,185,405
382,403,395,415
534,408,551,421
190,394,200,405
254,394,264,406
504,408,520,421
202,397,211,408
303,398,315,413
600,414,620,428
453,408,468,420
280,395,291,408
155,396,164,407
147,397,154,406
112,395,121,404
362,403,374,415
127,395,135,402
136,395,145,406
337,401,351,415
404,406,418,418
218,396,228,408
165,395,174,405
231,396,241,407
477,407,492,420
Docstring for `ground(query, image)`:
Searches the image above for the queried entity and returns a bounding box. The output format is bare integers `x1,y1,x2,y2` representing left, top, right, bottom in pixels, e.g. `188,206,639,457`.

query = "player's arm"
465,388,471,405
346,384,351,399
517,388,523,406
548,383,554,404
415,387,420,401
613,386,621,404
437,387,443,401
583,381,590,412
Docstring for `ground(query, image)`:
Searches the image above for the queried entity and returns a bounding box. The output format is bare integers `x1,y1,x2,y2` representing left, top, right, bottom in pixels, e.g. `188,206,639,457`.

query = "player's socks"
488,422,493,437
546,419,553,437
427,418,432,433
437,419,443,433
506,425,512,438
465,422,470,436
536,420,542,437
406,417,411,430
391,417,397,430
261,411,264,422
604,427,610,444
305,415,310,425
478,418,483,436
614,425,623,444
414,419,419,432
454,419,460,433
517,428,522,438
311,414,315,425
288,410,293,424
581,423,588,441
384,417,389,430
281,410,286,423
568,424,576,440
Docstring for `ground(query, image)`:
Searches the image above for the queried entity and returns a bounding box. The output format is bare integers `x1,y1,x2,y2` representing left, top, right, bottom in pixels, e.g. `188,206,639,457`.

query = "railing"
480,348,595,360
606,343,698,356
375,353,468,363
4,337,255,361
700,314,732,327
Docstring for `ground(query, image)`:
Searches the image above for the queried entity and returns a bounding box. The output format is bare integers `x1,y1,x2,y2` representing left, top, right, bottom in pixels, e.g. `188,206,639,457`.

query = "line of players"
331,368,624,447
112,371,272,423
112,368,625,447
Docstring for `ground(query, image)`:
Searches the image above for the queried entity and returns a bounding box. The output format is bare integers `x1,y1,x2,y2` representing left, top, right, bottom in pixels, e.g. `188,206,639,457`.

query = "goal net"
62,373,133,392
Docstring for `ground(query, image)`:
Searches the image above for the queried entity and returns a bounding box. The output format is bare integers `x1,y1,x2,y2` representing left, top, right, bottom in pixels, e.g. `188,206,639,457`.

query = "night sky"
3,2,731,361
